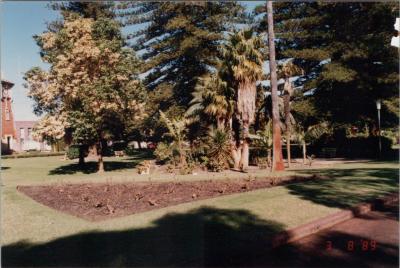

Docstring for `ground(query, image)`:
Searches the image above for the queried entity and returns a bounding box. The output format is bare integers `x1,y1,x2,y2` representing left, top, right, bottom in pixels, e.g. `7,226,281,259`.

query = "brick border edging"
271,192,399,248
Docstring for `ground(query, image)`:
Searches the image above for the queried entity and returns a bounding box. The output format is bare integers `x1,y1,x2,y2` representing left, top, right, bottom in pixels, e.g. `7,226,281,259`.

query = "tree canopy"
256,2,399,129
25,8,145,172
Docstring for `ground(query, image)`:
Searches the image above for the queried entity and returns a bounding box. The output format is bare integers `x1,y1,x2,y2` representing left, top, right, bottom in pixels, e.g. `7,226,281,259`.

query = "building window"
27,128,32,141
5,109,10,121
20,128,25,141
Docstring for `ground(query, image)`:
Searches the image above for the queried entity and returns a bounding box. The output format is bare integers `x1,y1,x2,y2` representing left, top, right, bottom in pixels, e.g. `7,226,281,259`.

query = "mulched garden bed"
17,175,327,221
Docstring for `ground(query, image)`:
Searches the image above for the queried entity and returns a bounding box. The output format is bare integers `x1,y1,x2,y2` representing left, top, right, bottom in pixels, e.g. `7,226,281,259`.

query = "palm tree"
159,111,188,166
294,122,331,165
205,127,233,171
187,72,235,130
280,61,302,168
255,119,273,169
221,29,264,171
266,1,285,171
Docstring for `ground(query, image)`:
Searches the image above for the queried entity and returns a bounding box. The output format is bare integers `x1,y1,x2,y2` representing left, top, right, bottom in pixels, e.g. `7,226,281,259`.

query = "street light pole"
376,100,382,158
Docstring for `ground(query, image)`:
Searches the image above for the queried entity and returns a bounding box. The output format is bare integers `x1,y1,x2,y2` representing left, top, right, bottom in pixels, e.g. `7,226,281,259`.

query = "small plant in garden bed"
137,160,151,174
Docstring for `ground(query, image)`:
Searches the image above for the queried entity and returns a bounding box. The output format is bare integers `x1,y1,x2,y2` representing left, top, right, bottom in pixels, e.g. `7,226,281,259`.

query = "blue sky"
1,1,263,121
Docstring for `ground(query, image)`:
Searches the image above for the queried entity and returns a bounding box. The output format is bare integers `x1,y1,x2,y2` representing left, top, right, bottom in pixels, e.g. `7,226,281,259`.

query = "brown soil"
17,175,326,221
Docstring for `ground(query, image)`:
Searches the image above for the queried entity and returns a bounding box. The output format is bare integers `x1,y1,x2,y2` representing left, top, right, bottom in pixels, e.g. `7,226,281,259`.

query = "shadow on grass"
48,161,139,175
3,206,398,267
2,207,284,267
285,167,399,209
49,149,155,175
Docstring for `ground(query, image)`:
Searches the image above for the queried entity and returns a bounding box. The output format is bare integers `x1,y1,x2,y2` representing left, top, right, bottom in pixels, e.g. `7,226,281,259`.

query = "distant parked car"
148,142,156,149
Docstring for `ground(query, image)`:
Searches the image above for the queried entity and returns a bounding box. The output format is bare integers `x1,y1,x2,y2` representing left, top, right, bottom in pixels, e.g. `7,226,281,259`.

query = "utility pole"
267,1,285,171
376,100,382,158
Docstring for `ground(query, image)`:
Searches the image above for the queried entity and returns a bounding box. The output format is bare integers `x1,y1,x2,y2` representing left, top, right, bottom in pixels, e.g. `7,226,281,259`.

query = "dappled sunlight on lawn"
285,166,399,208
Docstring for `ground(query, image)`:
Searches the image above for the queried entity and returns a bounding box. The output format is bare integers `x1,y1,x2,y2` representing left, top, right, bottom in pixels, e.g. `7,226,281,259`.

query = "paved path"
264,202,399,267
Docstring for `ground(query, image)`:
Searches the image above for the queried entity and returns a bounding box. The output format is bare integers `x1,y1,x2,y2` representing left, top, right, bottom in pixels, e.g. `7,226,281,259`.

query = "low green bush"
112,141,127,152
311,134,397,159
2,151,66,159
154,142,174,163
66,145,89,160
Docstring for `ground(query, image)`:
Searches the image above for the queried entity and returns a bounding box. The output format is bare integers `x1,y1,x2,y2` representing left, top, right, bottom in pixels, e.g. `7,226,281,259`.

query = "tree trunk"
267,149,272,170
97,141,104,173
231,145,242,170
241,140,249,171
63,145,69,161
178,140,187,167
236,77,256,172
89,145,98,158
283,85,291,168
302,140,307,165
240,121,250,170
217,117,225,130
286,132,291,168
267,1,285,171
78,145,85,167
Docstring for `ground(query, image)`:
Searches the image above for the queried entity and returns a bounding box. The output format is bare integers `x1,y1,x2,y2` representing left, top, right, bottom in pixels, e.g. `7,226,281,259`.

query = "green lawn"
1,154,398,266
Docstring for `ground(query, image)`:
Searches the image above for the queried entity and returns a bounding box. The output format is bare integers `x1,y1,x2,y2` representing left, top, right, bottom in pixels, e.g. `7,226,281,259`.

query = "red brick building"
1,79,16,153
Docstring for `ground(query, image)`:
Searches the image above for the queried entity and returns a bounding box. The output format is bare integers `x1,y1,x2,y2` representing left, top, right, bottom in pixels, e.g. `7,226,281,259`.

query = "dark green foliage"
154,142,174,164
112,141,127,152
1,152,66,159
120,2,246,140
51,2,115,19
205,128,232,172
342,136,396,159
311,134,396,159
123,147,154,160
257,2,399,128
66,145,89,160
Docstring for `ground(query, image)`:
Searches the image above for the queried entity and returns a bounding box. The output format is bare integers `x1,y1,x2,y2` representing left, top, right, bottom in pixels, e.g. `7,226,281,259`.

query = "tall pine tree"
256,2,399,130
119,2,246,140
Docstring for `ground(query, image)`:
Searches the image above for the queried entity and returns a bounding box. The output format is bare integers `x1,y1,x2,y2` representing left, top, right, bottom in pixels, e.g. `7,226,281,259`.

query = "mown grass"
1,154,398,266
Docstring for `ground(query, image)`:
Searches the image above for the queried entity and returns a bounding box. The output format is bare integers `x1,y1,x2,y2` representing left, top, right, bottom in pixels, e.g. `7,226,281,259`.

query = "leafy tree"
32,114,67,148
24,13,145,172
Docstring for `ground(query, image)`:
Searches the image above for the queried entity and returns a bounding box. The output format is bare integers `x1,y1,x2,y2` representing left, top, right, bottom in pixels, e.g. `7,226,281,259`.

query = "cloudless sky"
1,1,263,121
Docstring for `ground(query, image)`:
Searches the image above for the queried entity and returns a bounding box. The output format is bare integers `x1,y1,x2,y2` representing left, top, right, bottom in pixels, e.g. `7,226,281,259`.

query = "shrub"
179,164,195,175
205,128,232,172
154,142,174,163
311,134,396,159
207,158,226,172
112,141,127,151
342,136,394,159
66,145,88,160
2,151,65,159
124,146,137,156
102,145,114,157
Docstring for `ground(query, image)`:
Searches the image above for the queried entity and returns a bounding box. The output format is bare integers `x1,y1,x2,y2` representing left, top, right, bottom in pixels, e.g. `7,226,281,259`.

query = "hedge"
2,151,66,159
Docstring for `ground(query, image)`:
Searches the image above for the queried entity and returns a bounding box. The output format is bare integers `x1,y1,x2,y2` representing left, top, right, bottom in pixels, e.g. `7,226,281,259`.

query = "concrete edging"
271,192,399,248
